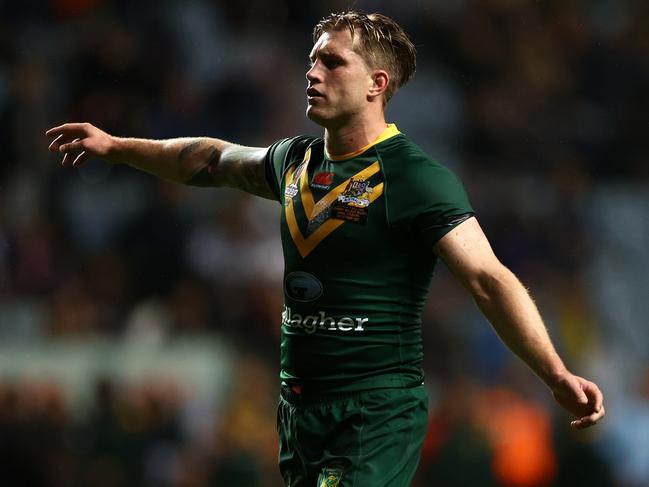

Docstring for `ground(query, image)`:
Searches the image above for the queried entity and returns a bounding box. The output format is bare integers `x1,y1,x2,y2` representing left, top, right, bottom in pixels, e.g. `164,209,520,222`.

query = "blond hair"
313,11,417,103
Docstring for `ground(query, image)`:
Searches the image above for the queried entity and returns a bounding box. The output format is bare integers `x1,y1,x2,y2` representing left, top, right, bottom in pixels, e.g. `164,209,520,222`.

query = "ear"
368,70,389,99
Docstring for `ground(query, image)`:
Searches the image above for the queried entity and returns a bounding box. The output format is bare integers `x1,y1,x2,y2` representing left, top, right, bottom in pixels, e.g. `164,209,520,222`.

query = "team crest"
318,468,343,487
330,177,374,224
337,178,373,207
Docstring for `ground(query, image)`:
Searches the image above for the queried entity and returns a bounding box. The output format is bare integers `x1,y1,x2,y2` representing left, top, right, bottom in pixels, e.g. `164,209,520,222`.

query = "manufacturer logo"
284,272,323,302
311,171,335,189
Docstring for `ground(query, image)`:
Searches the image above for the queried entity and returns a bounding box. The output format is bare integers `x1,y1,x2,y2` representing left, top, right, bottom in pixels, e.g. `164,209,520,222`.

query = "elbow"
468,266,514,307
470,276,494,308
185,165,217,187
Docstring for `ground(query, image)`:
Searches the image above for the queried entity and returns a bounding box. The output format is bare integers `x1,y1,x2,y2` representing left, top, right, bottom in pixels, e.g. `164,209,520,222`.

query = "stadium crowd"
1,0,648,485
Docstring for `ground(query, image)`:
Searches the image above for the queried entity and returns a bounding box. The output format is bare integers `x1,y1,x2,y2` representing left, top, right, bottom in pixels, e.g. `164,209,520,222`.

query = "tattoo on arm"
178,140,202,170
223,146,274,198
180,139,273,198
178,140,217,186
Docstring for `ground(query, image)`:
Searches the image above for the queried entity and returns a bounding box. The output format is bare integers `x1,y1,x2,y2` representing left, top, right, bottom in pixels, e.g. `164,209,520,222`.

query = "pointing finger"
46,125,65,137
46,123,88,138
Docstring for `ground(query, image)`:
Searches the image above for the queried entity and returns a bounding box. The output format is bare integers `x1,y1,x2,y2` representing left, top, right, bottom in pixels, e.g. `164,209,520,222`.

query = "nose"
306,62,320,83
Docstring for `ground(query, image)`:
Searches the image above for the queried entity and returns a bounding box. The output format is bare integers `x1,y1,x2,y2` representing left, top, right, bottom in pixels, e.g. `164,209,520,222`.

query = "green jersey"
265,124,473,392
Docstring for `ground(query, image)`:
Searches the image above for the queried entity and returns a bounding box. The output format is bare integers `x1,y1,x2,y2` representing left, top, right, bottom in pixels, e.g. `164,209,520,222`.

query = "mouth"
306,87,324,100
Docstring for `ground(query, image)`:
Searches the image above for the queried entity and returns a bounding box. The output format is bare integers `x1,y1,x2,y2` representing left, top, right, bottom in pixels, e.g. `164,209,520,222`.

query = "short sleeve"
265,136,316,202
386,158,474,246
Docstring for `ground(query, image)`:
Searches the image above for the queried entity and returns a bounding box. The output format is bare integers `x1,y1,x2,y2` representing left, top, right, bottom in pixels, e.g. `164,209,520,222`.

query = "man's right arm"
46,122,275,199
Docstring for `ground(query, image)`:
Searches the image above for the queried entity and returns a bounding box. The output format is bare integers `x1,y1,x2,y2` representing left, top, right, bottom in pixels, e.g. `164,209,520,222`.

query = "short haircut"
313,11,417,103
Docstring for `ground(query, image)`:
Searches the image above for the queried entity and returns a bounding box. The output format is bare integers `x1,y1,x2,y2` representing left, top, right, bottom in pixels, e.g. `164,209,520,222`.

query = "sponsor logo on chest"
284,272,323,302
281,305,368,334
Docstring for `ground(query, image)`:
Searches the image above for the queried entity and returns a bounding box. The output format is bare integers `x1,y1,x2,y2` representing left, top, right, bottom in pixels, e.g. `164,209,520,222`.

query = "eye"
323,59,339,69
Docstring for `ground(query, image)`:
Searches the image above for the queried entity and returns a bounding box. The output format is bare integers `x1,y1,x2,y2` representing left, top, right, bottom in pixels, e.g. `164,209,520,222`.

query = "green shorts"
277,385,428,487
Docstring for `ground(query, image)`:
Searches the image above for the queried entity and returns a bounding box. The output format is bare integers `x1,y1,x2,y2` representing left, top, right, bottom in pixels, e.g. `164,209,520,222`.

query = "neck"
324,116,388,158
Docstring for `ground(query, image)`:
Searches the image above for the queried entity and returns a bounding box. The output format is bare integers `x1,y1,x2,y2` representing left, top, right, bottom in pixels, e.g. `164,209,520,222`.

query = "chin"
306,106,329,127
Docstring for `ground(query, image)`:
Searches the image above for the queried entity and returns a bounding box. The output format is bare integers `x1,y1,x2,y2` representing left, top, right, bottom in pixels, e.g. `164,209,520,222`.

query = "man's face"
306,29,374,127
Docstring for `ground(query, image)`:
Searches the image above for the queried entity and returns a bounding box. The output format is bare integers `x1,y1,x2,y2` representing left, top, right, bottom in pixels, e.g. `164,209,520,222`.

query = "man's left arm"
434,216,605,429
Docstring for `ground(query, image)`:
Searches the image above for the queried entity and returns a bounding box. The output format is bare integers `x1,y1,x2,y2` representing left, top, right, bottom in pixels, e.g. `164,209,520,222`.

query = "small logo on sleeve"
284,148,311,204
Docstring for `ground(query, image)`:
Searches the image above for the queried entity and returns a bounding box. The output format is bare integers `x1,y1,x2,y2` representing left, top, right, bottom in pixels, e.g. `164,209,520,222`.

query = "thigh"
339,386,429,487
277,398,310,487
278,393,363,487
278,386,428,487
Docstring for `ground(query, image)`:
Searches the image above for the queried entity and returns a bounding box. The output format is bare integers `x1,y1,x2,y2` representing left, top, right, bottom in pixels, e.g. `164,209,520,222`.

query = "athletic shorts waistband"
279,381,424,406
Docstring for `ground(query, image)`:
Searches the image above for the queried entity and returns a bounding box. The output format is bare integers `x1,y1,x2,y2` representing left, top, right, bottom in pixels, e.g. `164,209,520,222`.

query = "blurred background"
1,0,648,485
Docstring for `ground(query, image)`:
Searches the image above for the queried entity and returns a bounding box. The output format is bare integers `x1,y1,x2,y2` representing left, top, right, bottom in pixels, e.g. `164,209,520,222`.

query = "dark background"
0,0,648,485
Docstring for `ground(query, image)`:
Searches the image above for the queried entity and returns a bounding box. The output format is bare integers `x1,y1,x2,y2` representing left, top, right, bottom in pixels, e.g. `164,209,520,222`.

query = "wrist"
543,365,570,390
105,136,126,164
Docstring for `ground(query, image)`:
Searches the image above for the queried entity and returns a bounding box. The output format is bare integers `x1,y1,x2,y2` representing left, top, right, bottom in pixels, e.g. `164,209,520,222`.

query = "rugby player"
47,11,605,487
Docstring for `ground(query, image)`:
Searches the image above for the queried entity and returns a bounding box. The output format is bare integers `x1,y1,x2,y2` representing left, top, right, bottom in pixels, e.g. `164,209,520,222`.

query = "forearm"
472,267,567,387
108,137,272,196
108,136,230,184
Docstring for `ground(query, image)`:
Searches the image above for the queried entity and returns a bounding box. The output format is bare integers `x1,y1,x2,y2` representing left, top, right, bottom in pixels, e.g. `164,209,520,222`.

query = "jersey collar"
325,123,400,161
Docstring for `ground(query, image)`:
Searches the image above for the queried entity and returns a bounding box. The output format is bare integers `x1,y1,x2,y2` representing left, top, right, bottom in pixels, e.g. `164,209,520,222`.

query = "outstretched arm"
434,216,605,429
46,122,274,199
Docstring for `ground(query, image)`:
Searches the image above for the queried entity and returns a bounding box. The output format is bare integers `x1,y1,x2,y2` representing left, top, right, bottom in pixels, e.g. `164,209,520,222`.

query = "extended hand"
551,373,605,429
46,122,115,167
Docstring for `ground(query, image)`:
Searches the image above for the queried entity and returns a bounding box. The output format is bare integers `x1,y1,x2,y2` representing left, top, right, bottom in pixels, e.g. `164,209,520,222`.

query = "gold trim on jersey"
299,161,381,219
285,159,384,258
325,124,400,161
